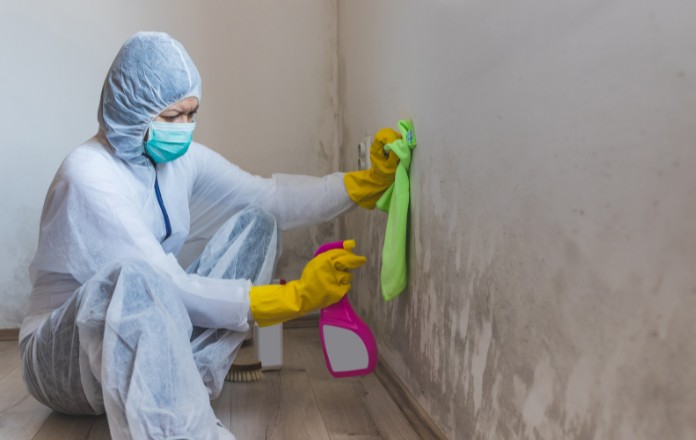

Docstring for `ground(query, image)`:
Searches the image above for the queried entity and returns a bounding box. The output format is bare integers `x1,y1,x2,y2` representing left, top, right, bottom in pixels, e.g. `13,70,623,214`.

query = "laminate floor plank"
31,412,96,440
0,341,20,382
288,328,384,439
360,374,422,440
289,327,420,440
212,374,234,431
0,364,52,440
246,328,331,438
85,416,112,439
330,435,383,440
266,368,331,440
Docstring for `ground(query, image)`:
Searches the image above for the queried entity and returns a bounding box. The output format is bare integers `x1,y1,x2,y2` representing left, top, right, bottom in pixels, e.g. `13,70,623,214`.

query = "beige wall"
0,0,338,327
339,1,696,439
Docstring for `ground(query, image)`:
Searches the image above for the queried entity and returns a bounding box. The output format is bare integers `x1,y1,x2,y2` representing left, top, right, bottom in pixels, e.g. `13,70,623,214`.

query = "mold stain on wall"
342,155,696,439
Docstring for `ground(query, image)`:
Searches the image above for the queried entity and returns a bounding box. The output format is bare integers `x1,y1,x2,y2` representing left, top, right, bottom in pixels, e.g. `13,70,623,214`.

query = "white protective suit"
19,31,354,440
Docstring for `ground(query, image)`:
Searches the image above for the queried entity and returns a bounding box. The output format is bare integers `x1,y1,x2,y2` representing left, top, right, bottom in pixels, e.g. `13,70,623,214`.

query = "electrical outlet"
357,136,371,170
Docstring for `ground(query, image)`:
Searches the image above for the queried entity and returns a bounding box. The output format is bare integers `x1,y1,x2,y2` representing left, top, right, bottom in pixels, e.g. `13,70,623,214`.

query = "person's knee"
235,207,279,247
239,206,277,233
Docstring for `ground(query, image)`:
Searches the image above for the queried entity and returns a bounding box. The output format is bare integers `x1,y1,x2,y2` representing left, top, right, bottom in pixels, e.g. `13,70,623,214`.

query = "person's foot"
216,419,236,440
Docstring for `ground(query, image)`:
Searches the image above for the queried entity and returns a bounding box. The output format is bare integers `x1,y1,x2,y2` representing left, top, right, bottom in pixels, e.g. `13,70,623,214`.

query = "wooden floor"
0,328,421,439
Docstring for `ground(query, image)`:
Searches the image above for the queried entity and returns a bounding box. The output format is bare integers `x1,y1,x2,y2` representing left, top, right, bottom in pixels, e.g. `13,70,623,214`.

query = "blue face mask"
144,120,196,163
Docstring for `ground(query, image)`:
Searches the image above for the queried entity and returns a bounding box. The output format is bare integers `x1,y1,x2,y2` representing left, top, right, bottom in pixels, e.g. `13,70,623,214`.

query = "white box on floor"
253,322,283,370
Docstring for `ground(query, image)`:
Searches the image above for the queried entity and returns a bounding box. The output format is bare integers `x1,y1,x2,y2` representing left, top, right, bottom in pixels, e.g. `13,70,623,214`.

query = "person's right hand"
249,243,367,327
344,128,402,209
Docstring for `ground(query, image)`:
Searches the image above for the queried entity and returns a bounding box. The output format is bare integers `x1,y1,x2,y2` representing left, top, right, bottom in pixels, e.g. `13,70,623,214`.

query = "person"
18,31,401,440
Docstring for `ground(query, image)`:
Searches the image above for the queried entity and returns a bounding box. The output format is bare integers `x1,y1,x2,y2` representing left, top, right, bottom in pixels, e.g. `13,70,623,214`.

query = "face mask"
144,120,196,163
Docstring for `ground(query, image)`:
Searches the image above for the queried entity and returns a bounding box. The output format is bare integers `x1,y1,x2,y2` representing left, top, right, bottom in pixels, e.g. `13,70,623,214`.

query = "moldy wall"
338,1,696,438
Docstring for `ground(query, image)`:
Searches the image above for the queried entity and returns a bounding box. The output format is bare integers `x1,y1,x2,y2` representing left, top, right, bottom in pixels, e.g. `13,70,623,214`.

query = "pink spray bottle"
314,240,378,378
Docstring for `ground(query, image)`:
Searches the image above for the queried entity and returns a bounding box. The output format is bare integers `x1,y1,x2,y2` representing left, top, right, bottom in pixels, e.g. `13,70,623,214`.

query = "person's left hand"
248,241,367,327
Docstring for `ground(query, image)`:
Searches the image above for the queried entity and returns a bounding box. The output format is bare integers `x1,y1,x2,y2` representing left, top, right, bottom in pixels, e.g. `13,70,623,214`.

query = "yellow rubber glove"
344,128,401,209
249,241,367,327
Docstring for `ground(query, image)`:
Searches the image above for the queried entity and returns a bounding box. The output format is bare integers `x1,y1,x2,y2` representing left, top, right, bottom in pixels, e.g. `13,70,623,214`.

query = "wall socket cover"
357,136,371,170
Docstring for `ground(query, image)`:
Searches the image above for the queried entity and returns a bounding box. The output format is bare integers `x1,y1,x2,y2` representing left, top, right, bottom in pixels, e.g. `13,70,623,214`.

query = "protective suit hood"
98,31,202,164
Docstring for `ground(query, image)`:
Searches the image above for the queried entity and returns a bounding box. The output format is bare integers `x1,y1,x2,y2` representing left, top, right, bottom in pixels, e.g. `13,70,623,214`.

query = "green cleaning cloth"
376,119,417,300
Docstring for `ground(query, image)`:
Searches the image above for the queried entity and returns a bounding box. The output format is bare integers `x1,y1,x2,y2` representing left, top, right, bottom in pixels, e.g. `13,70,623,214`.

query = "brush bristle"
226,362,263,383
